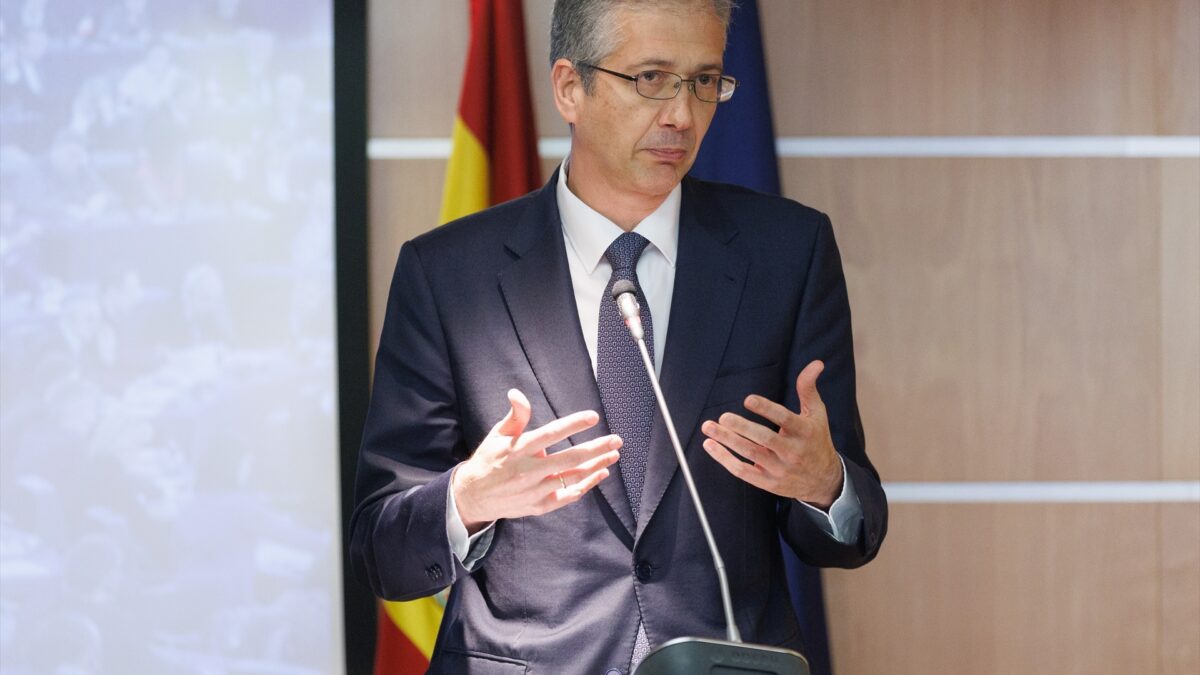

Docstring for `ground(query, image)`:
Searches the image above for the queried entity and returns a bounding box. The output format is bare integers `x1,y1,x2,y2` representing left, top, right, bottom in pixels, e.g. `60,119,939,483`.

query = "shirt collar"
557,159,680,274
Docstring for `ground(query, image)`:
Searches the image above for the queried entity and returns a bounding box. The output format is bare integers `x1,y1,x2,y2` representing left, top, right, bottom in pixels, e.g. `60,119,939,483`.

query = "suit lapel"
637,179,748,537
498,171,637,537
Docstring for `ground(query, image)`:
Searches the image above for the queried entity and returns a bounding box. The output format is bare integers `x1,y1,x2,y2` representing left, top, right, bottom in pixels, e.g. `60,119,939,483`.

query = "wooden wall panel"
368,3,466,138
1159,160,1200,480
1161,504,1200,674
761,0,1200,135
1155,0,1200,135
780,158,1190,482
823,503,1176,675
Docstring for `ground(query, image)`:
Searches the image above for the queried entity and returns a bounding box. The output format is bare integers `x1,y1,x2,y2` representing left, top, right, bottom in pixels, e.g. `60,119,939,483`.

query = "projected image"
0,1,341,673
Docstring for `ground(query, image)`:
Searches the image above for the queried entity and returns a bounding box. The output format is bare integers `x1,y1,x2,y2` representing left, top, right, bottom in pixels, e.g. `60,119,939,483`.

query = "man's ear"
551,58,583,125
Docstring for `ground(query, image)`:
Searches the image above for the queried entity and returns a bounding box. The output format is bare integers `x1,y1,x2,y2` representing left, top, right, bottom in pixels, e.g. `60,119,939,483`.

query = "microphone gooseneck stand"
611,280,809,675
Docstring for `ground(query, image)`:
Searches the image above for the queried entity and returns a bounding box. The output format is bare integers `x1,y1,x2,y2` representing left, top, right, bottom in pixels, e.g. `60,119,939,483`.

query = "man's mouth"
645,147,688,162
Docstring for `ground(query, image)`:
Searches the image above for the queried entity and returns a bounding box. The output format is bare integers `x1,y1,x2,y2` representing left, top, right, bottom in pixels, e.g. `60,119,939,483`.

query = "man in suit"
350,1,887,673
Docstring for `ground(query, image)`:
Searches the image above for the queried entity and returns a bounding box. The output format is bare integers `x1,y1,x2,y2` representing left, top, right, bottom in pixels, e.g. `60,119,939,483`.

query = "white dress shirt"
446,161,862,568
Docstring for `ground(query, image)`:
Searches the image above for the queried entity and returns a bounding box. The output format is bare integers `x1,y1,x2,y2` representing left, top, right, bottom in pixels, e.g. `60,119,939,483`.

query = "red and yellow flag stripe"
440,0,541,223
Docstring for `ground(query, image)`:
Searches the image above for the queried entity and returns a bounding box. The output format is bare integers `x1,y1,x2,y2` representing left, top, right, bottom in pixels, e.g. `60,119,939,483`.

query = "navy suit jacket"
350,171,887,674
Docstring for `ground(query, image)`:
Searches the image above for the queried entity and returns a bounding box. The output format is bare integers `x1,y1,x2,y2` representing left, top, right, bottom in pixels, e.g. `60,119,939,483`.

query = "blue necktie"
596,231,655,519
594,231,656,670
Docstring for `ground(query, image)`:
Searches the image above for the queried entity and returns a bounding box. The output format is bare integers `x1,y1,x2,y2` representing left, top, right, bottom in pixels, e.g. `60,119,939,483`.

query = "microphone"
613,283,808,675
611,279,644,340
610,280,738,641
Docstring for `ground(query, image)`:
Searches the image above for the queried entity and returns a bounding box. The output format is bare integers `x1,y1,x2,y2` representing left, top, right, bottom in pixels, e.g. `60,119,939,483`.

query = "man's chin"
635,162,688,193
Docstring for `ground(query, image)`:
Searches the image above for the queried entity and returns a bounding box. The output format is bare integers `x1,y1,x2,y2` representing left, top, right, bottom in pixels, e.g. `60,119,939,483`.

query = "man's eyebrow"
629,58,725,72
630,58,675,69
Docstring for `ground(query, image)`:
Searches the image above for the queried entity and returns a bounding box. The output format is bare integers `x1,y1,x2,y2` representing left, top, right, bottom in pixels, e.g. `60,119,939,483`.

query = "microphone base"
633,636,810,675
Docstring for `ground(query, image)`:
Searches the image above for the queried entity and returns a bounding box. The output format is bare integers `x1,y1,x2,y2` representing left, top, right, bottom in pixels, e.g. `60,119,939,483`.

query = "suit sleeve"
349,241,470,600
777,213,888,568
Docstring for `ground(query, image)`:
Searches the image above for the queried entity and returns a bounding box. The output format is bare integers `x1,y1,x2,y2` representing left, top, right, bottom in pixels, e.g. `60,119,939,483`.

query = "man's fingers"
743,395,797,430
543,436,622,475
555,446,621,480
795,360,826,416
536,467,613,513
702,438,771,491
495,388,532,437
518,409,601,453
563,466,611,497
715,412,778,448
700,420,781,471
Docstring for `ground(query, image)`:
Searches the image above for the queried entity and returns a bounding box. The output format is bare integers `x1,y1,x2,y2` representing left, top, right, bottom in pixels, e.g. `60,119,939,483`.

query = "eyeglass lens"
634,71,733,102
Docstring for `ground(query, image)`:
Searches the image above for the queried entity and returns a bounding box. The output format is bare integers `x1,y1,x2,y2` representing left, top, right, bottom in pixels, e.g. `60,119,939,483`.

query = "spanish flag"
373,1,541,673
440,0,542,223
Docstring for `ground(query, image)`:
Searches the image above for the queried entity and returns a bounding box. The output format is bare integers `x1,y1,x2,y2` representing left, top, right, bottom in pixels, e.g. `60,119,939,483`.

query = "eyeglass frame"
576,63,738,103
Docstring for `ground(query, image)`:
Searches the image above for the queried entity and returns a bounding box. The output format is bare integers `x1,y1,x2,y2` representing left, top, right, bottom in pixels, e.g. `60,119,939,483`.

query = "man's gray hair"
550,0,735,92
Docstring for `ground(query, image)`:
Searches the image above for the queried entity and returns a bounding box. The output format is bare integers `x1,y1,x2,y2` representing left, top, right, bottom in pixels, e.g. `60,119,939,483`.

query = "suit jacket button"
425,564,443,581
635,561,653,582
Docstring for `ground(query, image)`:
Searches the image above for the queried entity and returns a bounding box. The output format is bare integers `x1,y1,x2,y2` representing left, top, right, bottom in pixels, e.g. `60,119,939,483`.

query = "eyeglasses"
578,63,737,103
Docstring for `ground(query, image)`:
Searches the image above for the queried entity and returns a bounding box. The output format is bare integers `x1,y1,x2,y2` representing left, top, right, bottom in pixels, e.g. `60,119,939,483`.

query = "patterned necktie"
595,231,655,519
594,231,657,671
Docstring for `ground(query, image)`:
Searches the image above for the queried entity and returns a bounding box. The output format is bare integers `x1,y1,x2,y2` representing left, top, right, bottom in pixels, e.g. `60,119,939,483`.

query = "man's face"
566,6,726,204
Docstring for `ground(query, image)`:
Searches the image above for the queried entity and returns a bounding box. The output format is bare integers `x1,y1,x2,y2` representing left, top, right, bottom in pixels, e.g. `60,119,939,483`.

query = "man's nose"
658,88,696,129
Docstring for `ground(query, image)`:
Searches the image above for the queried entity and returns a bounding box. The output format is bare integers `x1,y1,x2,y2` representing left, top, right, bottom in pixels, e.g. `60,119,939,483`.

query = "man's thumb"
796,360,826,416
495,388,532,437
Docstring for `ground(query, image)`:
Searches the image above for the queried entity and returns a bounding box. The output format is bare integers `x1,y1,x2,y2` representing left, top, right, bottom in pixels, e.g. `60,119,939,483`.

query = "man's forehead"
608,7,727,70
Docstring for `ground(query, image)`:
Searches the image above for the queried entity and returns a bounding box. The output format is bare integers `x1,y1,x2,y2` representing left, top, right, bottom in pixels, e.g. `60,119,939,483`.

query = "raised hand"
452,389,622,533
700,360,843,509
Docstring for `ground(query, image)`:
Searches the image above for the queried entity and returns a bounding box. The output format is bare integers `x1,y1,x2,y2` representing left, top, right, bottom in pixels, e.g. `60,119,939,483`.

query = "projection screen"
0,1,344,672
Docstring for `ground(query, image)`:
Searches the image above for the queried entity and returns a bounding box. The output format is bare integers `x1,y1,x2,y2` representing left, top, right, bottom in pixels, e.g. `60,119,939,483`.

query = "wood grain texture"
1159,160,1200,480
823,503,1170,675
1161,504,1200,674
760,0,1199,135
368,2,467,138
781,158,1179,482
1154,0,1200,136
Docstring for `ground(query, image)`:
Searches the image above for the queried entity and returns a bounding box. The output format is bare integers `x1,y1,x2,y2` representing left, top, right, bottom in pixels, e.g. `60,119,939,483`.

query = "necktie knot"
605,231,650,273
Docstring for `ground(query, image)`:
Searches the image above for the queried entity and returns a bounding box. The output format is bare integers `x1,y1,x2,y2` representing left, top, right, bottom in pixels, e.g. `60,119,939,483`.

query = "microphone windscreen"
611,279,637,300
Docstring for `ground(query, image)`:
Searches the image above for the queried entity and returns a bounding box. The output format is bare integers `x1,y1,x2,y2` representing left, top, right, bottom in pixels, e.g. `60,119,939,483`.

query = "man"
350,1,887,673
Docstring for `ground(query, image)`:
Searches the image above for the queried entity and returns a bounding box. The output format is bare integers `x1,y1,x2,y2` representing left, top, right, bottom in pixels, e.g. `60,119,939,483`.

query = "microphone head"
611,279,637,300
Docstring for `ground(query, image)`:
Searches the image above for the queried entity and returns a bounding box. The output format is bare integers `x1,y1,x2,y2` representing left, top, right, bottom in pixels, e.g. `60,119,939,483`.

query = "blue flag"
690,3,835,675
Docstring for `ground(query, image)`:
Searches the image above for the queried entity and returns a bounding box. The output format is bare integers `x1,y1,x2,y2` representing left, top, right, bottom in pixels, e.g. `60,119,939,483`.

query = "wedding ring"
558,474,567,489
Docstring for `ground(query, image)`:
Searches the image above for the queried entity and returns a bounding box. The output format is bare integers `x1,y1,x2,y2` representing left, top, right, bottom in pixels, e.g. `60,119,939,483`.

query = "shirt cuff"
446,467,497,571
796,456,863,545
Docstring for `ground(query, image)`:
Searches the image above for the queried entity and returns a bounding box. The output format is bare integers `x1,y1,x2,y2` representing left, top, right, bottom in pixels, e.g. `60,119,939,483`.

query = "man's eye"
638,70,664,83
695,74,718,86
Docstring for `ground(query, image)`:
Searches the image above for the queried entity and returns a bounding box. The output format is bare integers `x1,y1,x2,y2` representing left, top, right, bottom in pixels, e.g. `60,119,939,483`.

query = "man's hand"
700,360,843,510
452,389,622,534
